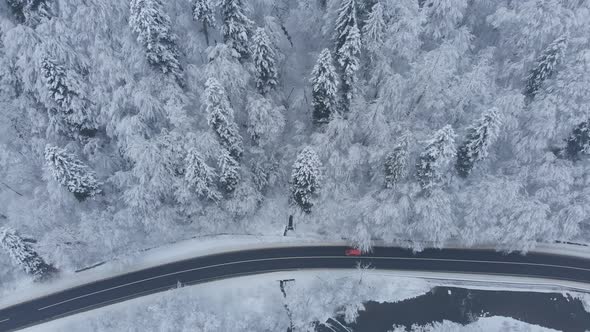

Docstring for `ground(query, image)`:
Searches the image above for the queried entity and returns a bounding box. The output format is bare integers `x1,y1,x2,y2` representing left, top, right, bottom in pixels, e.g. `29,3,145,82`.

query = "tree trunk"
203,22,210,46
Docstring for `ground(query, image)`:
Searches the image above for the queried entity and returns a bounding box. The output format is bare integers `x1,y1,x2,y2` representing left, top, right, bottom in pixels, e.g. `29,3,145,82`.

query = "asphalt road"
1,246,590,331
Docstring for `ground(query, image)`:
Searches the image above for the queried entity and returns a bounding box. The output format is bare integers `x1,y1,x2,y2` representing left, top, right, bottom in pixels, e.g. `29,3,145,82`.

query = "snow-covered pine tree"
221,0,253,60
456,108,502,178
416,125,456,191
563,119,590,161
363,2,386,54
423,0,467,40
40,57,69,107
250,152,279,193
252,28,278,95
6,0,52,25
184,148,221,201
247,96,285,147
384,135,409,188
218,149,240,194
0,227,55,280
192,0,216,46
310,49,339,125
524,35,567,99
204,77,243,160
0,52,16,103
204,43,250,101
290,146,322,214
40,57,97,138
334,0,361,112
355,0,377,30
129,0,184,86
44,144,102,200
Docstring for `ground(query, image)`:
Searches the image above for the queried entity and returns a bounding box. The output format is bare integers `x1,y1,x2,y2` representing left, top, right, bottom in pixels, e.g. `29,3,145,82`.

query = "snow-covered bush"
0,227,55,280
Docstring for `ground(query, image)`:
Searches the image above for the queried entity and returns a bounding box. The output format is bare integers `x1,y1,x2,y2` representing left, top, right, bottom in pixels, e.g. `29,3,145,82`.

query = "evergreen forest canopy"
1,0,590,280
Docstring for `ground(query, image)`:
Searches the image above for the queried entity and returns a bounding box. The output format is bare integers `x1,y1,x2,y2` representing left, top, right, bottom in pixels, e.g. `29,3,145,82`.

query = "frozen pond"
318,286,590,331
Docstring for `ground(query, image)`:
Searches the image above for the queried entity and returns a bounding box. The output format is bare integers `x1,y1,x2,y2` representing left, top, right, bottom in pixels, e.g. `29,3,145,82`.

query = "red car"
345,248,362,256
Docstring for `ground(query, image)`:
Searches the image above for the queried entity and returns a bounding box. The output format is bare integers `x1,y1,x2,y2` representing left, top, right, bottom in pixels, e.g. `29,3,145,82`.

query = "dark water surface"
318,286,590,332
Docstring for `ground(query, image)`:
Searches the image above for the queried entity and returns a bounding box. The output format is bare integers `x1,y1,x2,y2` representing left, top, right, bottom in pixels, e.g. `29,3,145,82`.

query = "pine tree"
384,135,409,188
524,35,567,99
40,57,97,137
416,125,456,191
334,0,361,111
355,0,377,30
250,152,278,192
310,49,339,125
0,227,55,280
0,52,17,103
563,119,590,161
129,0,184,86
184,148,221,201
423,0,467,40
204,77,243,160
456,109,502,178
192,0,216,46
334,0,358,51
44,145,102,200
221,0,254,60
6,0,52,25
247,96,285,147
290,146,322,214
363,2,386,53
41,58,69,108
252,28,279,95
218,149,240,194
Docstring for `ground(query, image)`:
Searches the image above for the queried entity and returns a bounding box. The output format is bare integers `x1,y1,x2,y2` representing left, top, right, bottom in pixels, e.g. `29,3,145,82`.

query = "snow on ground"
469,317,559,332
366,270,590,294
396,239,590,260
283,269,432,330
21,270,432,332
393,316,559,332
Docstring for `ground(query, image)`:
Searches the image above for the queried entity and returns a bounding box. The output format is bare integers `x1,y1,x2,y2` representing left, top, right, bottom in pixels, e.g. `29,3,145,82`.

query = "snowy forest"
1,0,590,281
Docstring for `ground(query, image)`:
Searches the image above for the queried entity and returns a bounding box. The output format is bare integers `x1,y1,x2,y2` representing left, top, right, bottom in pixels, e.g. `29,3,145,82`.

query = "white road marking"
0,318,9,323
37,255,590,311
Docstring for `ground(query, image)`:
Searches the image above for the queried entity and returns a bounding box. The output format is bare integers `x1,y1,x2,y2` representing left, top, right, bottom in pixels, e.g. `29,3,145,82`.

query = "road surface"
1,246,590,331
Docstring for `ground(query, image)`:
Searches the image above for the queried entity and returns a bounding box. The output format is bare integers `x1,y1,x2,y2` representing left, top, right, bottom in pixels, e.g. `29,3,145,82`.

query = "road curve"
1,246,590,331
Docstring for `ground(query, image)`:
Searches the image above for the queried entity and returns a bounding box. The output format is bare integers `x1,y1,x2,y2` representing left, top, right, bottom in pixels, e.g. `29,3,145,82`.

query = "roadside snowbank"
366,270,590,293
393,316,559,332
